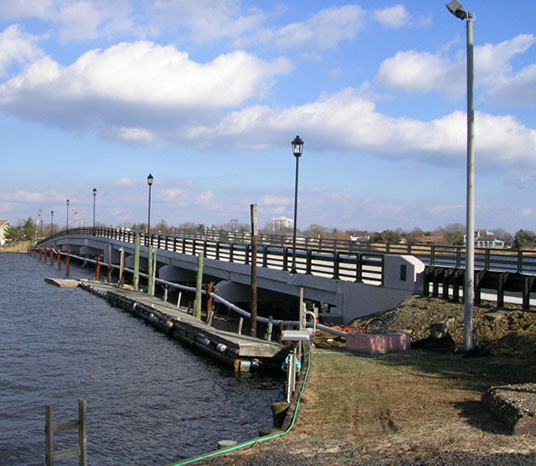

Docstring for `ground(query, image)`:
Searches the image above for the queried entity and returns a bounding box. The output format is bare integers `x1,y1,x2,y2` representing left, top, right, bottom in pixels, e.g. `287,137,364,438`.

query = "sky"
1,0,535,235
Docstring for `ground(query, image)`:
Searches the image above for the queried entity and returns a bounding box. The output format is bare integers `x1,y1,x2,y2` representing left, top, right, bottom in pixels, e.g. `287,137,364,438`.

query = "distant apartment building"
271,216,293,232
0,220,10,246
464,229,506,248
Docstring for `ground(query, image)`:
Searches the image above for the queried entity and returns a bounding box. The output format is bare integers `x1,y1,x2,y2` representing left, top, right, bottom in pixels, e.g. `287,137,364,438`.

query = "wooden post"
133,234,140,291
206,283,215,325
176,292,182,309
50,248,54,265
79,400,87,466
95,257,101,281
57,251,61,270
107,245,112,283
45,405,54,466
238,317,244,335
118,247,125,287
148,246,157,296
147,245,153,294
250,204,258,337
299,287,304,330
195,252,204,320
45,400,87,466
66,252,71,277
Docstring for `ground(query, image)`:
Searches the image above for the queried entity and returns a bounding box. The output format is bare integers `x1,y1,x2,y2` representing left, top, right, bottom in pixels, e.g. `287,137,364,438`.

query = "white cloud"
239,5,365,49
111,127,155,143
377,49,461,96
163,188,184,200
186,88,536,172
0,41,292,136
262,195,291,206
153,0,265,43
0,189,64,202
0,25,43,78
377,34,536,100
374,5,410,28
0,0,134,42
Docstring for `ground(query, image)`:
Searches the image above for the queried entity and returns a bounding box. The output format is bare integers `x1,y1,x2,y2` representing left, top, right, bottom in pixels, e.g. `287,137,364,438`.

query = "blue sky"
1,0,535,234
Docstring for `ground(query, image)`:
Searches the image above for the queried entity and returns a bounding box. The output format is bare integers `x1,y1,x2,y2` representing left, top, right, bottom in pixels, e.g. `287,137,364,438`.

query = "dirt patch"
320,295,536,359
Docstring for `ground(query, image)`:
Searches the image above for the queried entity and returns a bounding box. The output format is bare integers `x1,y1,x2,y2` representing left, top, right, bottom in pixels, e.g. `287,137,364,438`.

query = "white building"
271,216,293,232
0,220,10,246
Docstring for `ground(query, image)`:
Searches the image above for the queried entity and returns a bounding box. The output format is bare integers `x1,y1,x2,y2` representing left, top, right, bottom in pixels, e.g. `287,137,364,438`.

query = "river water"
0,253,283,465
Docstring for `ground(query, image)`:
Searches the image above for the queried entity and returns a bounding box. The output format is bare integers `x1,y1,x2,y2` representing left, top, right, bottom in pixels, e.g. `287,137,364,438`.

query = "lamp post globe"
291,135,304,274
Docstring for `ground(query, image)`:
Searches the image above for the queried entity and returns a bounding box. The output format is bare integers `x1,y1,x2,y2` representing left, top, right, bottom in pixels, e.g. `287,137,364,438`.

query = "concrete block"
346,332,411,354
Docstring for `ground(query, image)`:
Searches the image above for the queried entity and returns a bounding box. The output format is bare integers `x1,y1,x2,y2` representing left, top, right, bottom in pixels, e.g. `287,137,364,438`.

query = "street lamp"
92,188,97,229
291,135,304,273
147,174,154,246
446,0,475,352
50,210,54,235
66,199,70,231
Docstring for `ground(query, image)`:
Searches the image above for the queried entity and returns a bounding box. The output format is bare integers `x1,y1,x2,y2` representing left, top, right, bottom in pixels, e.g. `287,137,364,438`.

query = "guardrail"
39,227,385,286
40,227,536,276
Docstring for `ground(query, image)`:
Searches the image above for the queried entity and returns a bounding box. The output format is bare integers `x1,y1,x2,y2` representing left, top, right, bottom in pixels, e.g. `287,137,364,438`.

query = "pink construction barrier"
346,332,411,354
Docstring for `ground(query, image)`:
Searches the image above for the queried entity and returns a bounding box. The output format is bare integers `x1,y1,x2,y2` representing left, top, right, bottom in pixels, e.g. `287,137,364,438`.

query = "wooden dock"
45,278,80,288
78,280,284,371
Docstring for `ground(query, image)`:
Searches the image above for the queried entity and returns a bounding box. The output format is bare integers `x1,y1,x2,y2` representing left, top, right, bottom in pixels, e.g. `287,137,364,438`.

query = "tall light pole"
291,135,304,273
66,199,70,231
446,0,475,351
92,188,97,229
147,174,154,246
50,210,54,235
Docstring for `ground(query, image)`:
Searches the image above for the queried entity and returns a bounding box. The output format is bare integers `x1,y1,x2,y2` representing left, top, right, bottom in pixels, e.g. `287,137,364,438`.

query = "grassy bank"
200,348,536,464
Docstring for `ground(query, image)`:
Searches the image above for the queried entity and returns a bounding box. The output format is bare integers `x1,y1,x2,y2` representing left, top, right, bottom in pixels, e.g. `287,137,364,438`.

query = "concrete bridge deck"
37,228,425,324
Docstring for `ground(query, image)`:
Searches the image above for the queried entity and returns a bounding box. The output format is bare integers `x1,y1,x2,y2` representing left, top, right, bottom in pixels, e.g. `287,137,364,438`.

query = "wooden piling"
133,234,140,291
66,252,71,277
96,257,101,281
57,251,61,270
250,204,258,337
119,247,125,287
195,252,204,320
107,244,112,283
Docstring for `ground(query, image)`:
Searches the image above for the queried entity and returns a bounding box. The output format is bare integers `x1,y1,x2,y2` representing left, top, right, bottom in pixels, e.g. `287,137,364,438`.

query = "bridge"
37,227,425,324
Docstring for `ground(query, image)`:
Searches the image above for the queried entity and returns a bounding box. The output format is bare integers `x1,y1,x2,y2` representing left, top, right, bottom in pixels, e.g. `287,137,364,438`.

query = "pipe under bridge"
38,227,425,324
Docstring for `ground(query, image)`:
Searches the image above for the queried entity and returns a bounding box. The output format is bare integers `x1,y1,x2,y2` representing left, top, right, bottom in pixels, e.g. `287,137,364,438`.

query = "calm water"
0,253,283,465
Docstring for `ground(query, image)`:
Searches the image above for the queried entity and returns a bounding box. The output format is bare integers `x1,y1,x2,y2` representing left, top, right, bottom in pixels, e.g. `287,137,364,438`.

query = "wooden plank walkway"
79,280,283,371
45,278,80,288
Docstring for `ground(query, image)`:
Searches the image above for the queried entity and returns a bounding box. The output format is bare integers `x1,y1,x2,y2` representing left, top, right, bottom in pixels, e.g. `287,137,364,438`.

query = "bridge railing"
39,227,384,286
40,226,536,277
152,228,536,275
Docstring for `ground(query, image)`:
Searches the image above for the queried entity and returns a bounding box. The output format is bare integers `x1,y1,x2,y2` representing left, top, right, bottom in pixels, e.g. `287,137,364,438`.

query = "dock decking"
78,280,284,371
44,278,80,288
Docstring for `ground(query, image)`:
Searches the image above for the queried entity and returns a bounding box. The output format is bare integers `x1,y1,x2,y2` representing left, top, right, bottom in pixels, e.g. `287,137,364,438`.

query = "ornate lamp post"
446,0,475,351
147,174,154,246
66,199,70,231
291,135,304,273
92,188,97,229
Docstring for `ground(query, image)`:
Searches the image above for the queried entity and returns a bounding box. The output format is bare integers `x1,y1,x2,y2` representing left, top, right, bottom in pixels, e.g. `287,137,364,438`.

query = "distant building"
271,216,293,232
464,229,506,248
0,220,10,246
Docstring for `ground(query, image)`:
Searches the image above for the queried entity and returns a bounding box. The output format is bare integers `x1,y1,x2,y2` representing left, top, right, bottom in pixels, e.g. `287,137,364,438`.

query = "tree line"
4,216,536,250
